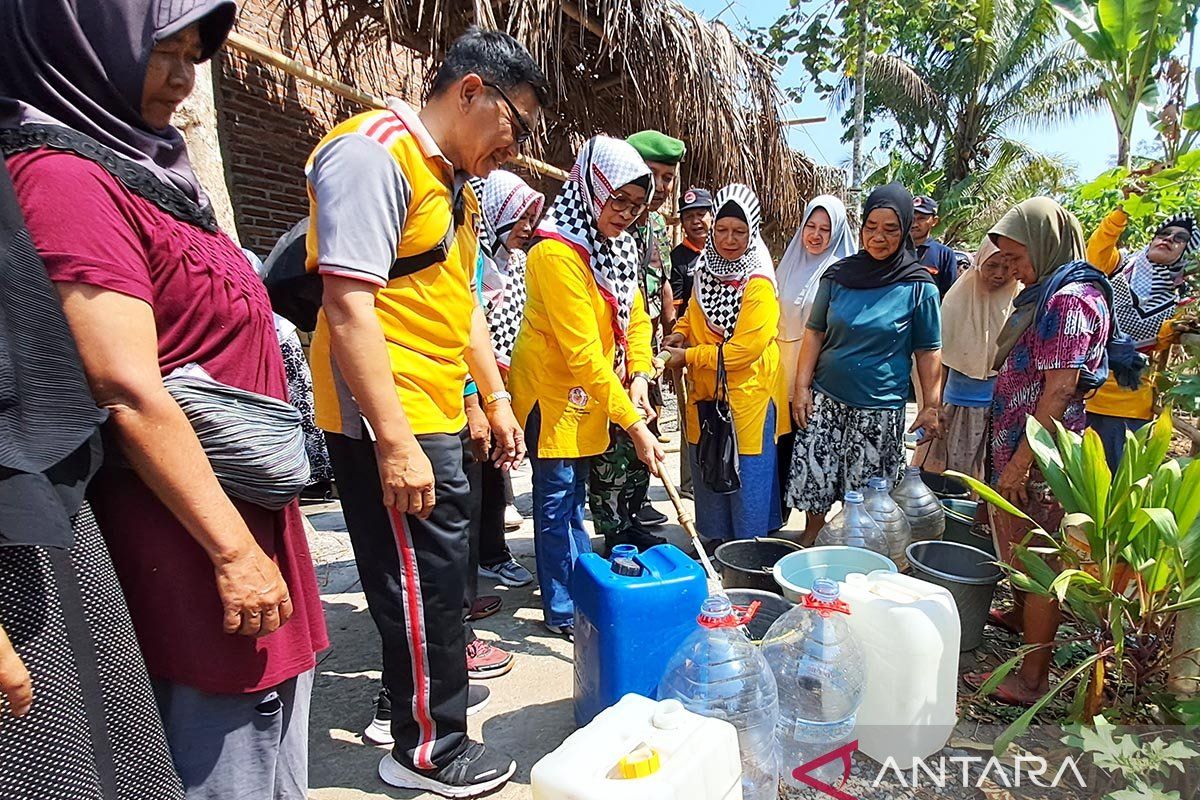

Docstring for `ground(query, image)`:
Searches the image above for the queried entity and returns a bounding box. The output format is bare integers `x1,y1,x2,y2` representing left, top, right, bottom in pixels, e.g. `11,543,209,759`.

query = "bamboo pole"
223,32,569,181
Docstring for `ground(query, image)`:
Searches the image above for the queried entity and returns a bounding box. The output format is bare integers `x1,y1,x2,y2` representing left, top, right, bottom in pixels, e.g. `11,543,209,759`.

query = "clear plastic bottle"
890,466,946,542
761,578,865,790
863,477,912,570
814,491,890,557
658,595,779,800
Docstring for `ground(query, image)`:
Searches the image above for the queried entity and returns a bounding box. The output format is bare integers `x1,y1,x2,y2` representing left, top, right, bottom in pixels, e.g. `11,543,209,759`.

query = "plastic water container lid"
618,745,661,779
611,557,643,577
811,578,839,602
905,465,922,477
844,490,864,503
610,544,638,561
868,476,890,490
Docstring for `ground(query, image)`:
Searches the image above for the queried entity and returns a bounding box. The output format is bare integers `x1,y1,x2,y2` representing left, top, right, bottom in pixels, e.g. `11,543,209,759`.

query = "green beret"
626,130,686,165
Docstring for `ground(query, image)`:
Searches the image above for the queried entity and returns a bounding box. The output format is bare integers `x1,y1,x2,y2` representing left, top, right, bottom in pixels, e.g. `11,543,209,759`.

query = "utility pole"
851,0,868,198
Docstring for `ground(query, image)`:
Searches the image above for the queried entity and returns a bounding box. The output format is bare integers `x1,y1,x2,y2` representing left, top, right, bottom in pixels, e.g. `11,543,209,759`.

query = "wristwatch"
483,390,513,406
630,371,653,384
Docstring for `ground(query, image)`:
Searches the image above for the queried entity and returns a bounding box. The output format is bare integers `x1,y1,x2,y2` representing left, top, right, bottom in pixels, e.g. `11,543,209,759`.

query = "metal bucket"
714,538,802,593
906,541,1002,652
724,588,795,644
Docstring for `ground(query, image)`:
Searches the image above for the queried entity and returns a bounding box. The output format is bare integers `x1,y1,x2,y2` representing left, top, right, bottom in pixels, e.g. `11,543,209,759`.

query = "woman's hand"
661,346,687,370
998,459,1031,506
661,332,686,349
465,394,491,463
909,405,943,442
485,399,527,471
214,546,294,637
0,623,32,721
629,376,657,423
792,385,814,429
628,421,666,469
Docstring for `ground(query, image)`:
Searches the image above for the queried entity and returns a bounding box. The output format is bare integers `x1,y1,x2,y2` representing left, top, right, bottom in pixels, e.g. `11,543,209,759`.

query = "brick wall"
216,0,428,255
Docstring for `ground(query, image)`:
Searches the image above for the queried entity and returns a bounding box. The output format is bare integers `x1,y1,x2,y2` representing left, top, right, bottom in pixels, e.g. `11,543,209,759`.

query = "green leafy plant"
1063,715,1199,799
1051,0,1195,167
950,412,1200,751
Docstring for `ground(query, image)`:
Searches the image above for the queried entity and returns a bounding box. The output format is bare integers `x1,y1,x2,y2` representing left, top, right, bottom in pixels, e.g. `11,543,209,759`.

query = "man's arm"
322,276,434,517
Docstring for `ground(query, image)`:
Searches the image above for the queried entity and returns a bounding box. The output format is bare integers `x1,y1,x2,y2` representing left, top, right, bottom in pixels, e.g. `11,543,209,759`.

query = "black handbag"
695,344,740,494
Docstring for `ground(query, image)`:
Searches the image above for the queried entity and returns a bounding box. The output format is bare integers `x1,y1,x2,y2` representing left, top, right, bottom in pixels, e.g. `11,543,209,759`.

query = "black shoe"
635,503,669,527
467,683,490,716
378,740,516,797
363,688,394,745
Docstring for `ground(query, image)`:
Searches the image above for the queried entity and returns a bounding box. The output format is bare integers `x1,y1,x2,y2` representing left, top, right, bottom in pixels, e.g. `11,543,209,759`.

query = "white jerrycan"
530,693,743,800
839,571,960,766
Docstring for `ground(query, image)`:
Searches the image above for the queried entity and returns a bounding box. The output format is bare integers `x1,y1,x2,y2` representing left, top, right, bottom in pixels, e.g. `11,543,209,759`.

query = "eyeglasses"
483,81,534,147
1153,230,1190,245
608,193,649,219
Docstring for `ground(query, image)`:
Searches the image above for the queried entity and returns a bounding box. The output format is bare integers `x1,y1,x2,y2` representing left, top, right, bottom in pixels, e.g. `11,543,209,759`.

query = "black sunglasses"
482,81,534,147
1154,230,1190,245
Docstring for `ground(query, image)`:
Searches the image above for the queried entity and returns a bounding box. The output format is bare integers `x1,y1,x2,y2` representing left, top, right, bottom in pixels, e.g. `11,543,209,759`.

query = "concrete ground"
302,412,749,799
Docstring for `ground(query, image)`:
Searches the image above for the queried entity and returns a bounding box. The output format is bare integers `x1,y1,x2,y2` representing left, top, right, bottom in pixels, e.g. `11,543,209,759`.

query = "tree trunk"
1169,607,1200,697
850,0,868,197
174,60,240,241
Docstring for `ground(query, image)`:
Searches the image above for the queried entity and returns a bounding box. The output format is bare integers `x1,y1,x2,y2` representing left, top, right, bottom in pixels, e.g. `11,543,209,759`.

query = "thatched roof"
302,0,844,232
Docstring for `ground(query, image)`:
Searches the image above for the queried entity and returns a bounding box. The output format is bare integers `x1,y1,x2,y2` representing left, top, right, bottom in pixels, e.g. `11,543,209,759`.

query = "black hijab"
823,183,934,289
0,0,237,215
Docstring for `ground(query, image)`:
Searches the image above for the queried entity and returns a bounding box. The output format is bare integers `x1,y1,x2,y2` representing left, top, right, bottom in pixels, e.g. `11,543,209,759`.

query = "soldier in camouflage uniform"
587,130,684,553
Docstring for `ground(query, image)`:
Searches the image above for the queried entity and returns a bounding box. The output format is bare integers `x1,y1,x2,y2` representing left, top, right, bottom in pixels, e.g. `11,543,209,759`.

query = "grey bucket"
714,538,802,593
906,541,1002,652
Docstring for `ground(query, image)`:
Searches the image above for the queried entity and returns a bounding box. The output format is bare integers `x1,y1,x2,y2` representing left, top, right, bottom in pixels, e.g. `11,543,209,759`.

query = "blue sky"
681,0,1165,184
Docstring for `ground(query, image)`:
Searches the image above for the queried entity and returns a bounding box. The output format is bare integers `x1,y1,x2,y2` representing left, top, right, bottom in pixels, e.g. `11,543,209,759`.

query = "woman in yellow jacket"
662,184,788,543
1084,200,1197,470
508,136,664,639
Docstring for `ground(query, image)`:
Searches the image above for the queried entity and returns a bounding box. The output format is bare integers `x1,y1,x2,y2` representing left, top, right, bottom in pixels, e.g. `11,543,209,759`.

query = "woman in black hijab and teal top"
785,183,945,544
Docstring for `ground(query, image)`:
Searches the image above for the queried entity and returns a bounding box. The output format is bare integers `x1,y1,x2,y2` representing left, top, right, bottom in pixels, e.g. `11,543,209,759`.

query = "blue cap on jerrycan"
609,544,644,577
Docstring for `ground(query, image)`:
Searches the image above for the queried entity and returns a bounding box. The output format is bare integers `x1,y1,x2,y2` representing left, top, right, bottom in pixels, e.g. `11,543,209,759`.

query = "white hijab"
776,195,855,341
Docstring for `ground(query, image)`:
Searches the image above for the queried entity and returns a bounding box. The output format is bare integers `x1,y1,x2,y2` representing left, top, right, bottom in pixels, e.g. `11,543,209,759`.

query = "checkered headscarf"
536,136,652,369
472,171,544,367
695,183,775,337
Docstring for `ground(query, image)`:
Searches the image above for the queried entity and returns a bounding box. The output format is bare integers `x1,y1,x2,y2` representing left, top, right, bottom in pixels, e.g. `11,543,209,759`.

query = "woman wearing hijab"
785,183,944,545
774,195,855,523
0,157,183,800
661,184,789,543
967,198,1110,706
475,169,543,588
915,238,1017,480
508,136,664,640
0,2,328,796
1085,198,1198,470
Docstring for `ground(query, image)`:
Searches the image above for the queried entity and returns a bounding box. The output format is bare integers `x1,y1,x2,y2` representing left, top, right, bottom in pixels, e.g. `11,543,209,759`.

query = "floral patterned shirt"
991,282,1110,477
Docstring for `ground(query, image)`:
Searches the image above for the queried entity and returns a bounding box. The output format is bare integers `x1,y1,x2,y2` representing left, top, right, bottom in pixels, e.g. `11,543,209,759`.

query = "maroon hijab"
0,0,236,208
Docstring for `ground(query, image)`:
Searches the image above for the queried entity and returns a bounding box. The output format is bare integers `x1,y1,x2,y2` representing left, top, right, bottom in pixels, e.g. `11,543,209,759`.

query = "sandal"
963,671,1037,707
987,608,1022,635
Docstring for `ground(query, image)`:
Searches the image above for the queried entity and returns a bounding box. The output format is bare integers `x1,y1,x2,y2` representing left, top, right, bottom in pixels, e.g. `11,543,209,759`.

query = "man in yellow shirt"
306,29,545,797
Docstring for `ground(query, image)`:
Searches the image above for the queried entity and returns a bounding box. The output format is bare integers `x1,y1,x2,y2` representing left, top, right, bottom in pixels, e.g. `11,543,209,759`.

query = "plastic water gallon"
891,466,946,542
658,595,779,800
839,571,960,766
573,544,708,726
531,694,743,800
863,477,912,570
761,578,865,790
815,491,890,557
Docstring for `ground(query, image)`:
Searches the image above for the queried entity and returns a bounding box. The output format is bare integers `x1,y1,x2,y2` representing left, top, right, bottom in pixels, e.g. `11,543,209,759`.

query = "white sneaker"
377,740,516,797
504,504,523,531
362,688,394,746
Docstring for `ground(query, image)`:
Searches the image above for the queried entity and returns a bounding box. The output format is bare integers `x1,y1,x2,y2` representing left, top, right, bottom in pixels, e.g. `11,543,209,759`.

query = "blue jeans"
690,401,781,542
1087,412,1147,473
526,407,592,627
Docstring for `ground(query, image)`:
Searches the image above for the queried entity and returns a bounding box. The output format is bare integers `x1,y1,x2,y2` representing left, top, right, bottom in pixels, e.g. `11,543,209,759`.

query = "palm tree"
847,0,1101,240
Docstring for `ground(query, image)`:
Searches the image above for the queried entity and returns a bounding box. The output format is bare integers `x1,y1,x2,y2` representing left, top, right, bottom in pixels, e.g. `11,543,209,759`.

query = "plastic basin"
772,546,897,602
939,499,996,557
906,541,1002,652
715,538,802,593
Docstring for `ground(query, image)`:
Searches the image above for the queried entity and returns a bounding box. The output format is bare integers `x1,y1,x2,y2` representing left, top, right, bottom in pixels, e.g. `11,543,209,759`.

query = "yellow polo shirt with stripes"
305,102,479,437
